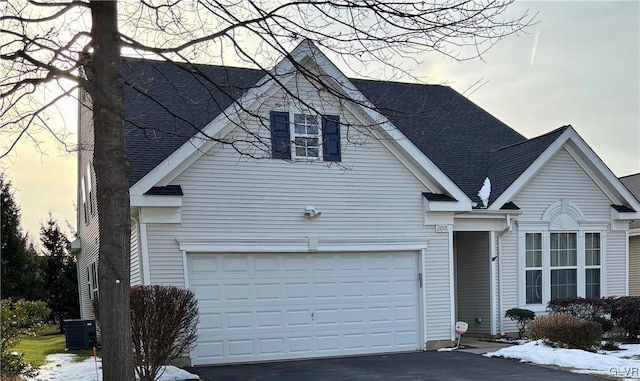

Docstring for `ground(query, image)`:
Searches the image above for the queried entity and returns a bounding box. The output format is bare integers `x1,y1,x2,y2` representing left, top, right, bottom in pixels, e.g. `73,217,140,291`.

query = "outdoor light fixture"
304,206,321,219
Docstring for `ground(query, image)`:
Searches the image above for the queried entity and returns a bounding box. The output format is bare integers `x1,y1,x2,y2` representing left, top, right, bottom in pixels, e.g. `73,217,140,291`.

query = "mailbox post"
455,321,468,348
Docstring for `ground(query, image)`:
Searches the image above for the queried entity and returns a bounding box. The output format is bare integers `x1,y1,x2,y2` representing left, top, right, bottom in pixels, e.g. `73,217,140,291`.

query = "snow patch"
25,353,199,381
485,340,640,379
477,177,491,208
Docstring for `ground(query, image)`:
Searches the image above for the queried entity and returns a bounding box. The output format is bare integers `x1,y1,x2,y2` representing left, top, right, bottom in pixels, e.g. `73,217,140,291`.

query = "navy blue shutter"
322,115,341,161
270,111,290,159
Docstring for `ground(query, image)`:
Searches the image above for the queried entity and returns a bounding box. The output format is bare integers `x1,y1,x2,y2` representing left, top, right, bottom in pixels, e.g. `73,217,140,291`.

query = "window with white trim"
525,233,542,304
522,231,603,306
86,163,96,216
550,232,577,300
88,261,98,300
81,180,88,225
521,200,605,307
585,232,601,298
292,113,321,159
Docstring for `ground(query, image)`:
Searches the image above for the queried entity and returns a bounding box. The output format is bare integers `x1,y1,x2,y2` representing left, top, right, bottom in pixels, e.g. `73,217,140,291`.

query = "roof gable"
489,127,640,214
123,41,472,207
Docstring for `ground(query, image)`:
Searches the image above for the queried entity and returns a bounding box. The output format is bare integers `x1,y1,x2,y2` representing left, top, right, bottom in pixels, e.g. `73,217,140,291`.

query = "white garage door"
188,251,421,365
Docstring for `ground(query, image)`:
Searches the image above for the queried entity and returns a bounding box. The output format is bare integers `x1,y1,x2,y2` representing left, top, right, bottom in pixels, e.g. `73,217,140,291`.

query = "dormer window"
270,111,341,162
293,114,320,159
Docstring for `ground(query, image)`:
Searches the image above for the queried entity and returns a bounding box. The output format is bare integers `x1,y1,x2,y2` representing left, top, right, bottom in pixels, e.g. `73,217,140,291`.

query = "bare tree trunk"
90,1,134,380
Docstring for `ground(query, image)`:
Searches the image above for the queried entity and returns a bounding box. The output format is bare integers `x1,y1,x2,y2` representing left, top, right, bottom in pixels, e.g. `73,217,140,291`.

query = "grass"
11,326,98,368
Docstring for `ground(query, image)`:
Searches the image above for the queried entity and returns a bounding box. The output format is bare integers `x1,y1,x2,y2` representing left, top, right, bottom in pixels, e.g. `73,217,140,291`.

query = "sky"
1,1,639,243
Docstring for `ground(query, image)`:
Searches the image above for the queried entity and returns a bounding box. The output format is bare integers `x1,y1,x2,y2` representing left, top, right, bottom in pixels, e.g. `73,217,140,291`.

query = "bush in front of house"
0,299,50,378
94,285,199,381
529,313,602,351
546,297,614,332
610,296,640,342
505,308,535,339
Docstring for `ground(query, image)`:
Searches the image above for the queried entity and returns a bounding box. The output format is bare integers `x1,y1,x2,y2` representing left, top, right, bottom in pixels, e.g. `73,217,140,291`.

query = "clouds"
415,1,639,176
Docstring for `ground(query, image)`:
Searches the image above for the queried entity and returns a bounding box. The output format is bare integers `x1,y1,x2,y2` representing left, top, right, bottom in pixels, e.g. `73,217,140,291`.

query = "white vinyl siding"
130,219,141,286
513,149,611,221
424,230,453,341
629,236,640,296
499,229,518,334
77,91,100,319
504,148,624,329
606,230,627,296
455,232,491,335
145,78,431,285
141,74,458,354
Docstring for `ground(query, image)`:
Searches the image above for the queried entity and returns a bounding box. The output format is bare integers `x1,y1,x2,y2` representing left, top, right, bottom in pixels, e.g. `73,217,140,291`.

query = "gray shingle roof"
351,79,526,205
423,193,457,202
620,173,640,229
122,58,264,186
120,58,563,204
144,185,184,196
487,126,568,204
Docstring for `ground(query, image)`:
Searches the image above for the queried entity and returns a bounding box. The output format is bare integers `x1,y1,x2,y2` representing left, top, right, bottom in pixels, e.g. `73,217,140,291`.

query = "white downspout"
496,214,512,336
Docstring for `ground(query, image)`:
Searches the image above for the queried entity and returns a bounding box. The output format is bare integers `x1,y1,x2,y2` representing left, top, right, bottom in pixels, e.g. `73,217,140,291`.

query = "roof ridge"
491,125,570,153
349,77,447,88
121,56,263,73
619,172,640,179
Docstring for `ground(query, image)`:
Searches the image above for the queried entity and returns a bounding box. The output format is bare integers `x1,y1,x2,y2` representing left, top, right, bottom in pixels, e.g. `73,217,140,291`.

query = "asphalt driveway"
184,350,603,381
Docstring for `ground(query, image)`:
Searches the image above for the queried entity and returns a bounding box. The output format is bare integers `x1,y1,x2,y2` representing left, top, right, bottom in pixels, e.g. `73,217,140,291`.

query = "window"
550,232,577,300
88,262,98,300
86,163,96,216
270,111,341,162
522,231,603,306
81,180,88,224
585,233,601,298
525,233,542,304
293,114,321,159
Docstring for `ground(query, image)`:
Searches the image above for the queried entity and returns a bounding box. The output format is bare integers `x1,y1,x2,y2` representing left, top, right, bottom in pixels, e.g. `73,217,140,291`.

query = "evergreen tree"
40,215,80,332
0,174,41,300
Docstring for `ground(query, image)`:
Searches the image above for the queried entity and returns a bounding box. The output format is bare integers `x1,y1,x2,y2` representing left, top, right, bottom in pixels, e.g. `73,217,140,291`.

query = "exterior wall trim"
177,237,428,253
448,228,455,341
420,248,428,349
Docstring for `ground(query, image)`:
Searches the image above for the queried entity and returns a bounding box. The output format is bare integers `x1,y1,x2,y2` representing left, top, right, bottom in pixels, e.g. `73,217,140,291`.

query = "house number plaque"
435,225,449,233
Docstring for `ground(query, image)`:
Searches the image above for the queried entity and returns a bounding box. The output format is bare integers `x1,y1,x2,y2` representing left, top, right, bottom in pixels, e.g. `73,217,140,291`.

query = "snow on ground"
26,353,199,381
485,340,640,379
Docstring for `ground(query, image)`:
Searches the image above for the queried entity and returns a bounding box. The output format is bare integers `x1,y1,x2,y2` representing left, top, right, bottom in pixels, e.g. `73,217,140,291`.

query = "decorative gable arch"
542,199,586,230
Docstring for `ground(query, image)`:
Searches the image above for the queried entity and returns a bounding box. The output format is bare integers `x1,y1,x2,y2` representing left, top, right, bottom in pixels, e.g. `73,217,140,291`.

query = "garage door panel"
189,252,421,365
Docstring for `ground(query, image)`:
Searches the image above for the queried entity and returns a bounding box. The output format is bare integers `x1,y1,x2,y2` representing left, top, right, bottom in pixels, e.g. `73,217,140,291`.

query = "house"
75,40,640,366
620,173,640,296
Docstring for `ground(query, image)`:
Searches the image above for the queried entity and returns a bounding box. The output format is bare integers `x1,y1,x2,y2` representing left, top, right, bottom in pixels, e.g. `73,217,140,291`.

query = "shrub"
546,297,614,332
529,313,602,351
94,286,199,381
0,299,50,378
602,326,626,350
610,296,640,341
505,308,535,338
